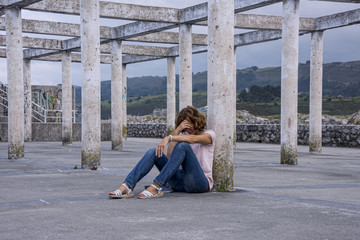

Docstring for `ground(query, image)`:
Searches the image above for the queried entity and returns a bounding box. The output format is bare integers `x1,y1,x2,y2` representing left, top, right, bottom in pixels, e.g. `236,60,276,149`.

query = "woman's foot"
138,182,164,199
108,183,134,199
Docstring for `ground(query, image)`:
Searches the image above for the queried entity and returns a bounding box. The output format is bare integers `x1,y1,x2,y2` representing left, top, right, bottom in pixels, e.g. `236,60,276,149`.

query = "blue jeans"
124,142,209,193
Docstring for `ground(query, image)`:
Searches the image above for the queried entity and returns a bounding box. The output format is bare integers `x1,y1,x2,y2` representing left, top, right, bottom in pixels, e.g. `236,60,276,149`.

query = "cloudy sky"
0,0,359,86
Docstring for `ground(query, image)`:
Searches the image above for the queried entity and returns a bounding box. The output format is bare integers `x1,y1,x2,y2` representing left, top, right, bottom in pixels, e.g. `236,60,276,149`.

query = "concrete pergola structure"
0,0,359,190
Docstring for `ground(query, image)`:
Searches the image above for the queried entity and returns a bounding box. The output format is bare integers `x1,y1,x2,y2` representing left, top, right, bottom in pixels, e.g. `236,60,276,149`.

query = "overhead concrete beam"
48,21,179,59
0,50,163,65
0,0,42,15
0,17,112,38
316,8,360,30
62,36,81,51
111,21,176,40
119,45,170,57
3,35,61,51
180,0,282,23
168,45,207,57
25,0,180,22
0,34,171,56
0,18,208,45
0,0,42,7
22,36,62,49
180,2,208,23
197,14,316,31
23,48,59,59
61,21,178,55
234,30,282,46
128,32,181,44
3,28,308,62
123,55,162,64
100,44,170,56
36,53,112,64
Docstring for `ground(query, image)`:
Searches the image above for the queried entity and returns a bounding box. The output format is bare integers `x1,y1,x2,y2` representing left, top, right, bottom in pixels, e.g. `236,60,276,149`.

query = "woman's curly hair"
175,106,206,133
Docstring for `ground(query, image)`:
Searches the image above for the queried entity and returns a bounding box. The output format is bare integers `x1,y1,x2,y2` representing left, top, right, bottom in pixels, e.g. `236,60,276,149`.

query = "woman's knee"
147,147,156,155
175,142,191,151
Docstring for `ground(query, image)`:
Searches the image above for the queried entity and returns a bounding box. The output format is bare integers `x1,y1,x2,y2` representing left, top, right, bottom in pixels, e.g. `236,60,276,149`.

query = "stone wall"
0,123,359,147
127,123,167,138
236,124,360,147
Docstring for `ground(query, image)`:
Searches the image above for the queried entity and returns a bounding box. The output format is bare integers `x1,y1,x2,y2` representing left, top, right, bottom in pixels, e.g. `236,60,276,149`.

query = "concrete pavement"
0,138,359,240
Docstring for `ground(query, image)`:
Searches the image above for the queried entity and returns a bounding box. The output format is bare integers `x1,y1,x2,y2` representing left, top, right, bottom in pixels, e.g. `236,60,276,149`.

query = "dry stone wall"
236,124,360,147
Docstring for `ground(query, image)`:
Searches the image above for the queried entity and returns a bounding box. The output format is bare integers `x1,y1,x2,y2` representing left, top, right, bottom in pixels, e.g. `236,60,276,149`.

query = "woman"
108,106,216,199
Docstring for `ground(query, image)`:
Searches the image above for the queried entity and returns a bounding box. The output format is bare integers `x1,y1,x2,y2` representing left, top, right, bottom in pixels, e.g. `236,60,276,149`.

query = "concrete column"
233,47,237,148
122,64,127,139
207,0,235,191
167,57,176,134
61,51,72,145
111,40,123,150
309,31,324,153
23,59,32,142
80,0,101,169
6,7,24,159
280,0,300,165
179,23,192,110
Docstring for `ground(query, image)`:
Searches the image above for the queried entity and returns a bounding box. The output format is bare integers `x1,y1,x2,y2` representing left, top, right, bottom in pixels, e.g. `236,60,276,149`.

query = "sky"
0,0,359,86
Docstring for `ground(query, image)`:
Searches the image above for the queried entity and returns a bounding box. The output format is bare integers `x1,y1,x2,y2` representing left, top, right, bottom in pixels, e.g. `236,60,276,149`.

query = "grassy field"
101,92,360,118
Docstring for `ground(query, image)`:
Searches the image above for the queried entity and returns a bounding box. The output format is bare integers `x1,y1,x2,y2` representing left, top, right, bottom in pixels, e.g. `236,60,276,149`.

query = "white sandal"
138,184,164,199
108,183,134,199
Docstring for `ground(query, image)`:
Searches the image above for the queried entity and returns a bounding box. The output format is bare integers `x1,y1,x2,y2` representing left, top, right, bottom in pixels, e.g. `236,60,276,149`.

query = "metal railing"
0,84,8,117
32,101,77,123
0,82,77,123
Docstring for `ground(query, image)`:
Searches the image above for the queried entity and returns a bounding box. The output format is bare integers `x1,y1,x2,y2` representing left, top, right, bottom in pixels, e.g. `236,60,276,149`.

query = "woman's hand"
156,136,170,157
175,120,194,135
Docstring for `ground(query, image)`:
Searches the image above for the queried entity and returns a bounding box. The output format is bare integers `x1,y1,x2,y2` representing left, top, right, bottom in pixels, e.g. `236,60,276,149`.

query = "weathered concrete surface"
309,31,324,153
122,64,127,139
280,0,300,165
110,40,123,150
207,0,235,191
0,140,359,240
167,57,176,134
197,14,316,31
179,23,192,110
5,7,24,159
61,51,72,145
23,59,32,142
316,8,360,31
80,0,101,170
26,0,180,22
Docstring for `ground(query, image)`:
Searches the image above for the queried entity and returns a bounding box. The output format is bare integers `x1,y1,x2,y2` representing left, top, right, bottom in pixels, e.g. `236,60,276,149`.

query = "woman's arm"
171,133,212,145
160,133,212,158
165,120,188,157
156,120,213,157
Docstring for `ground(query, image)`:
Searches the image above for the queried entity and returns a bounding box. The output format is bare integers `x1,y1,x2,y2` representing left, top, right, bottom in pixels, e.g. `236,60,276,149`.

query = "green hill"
99,61,360,101
74,61,360,116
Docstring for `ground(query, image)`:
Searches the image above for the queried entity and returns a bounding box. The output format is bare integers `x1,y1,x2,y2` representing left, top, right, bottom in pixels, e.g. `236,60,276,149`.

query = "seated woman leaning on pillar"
108,105,216,199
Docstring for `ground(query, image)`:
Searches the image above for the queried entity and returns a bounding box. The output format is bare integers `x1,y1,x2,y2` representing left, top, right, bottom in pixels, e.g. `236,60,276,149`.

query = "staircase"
0,82,8,122
0,82,77,123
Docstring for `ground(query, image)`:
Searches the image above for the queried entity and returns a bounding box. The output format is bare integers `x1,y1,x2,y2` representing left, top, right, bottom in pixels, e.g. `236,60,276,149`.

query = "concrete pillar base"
281,144,298,165
81,149,101,170
8,144,24,160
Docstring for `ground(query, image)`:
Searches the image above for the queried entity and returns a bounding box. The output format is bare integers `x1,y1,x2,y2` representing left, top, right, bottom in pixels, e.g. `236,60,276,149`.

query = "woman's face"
184,124,194,134
184,120,198,135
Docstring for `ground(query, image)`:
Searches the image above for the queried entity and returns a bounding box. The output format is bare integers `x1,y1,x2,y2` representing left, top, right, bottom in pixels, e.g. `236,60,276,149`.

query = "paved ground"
0,138,359,240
